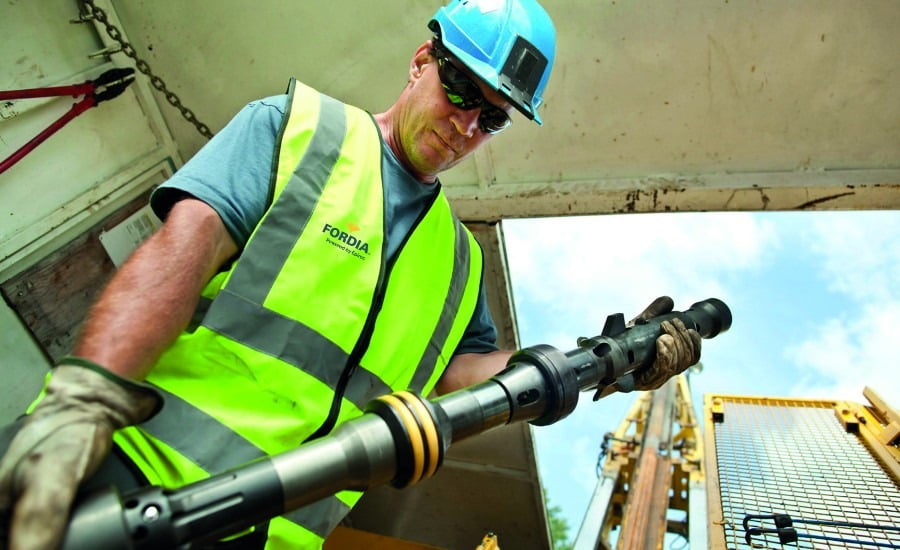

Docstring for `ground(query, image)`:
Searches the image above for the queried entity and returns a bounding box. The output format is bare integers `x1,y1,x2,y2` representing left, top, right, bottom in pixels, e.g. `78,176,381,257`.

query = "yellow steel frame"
703,387,899,550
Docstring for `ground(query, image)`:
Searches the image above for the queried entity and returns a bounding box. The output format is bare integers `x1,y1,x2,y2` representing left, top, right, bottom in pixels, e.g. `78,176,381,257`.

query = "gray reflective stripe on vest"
285,497,350,539
224,92,346,302
201,91,390,407
204,288,391,404
141,386,266,470
141,386,349,538
407,218,471,393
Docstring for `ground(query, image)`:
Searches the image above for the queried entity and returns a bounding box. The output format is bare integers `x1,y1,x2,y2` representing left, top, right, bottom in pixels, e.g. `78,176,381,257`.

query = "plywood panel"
1,190,152,363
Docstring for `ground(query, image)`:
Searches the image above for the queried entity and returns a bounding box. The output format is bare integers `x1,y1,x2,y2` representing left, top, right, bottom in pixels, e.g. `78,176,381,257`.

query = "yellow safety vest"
114,79,484,549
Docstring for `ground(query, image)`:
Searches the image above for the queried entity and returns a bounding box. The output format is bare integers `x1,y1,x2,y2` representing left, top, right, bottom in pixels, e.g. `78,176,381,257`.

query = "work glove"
0,358,161,550
629,296,702,390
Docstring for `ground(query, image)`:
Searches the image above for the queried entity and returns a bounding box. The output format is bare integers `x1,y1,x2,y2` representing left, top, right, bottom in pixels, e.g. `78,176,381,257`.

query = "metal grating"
713,401,900,549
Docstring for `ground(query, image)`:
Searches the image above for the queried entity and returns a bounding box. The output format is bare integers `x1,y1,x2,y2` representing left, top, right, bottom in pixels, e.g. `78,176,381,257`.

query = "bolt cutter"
0,67,135,174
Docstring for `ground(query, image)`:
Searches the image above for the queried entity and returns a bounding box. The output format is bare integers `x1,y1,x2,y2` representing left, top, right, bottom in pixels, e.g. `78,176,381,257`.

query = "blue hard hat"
428,0,556,125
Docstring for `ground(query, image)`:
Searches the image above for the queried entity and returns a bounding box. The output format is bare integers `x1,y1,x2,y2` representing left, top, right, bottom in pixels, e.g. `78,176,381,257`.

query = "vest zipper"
304,186,442,443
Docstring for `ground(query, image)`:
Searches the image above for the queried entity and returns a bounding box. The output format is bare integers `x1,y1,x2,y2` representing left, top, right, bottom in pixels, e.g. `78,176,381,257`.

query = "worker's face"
394,41,514,182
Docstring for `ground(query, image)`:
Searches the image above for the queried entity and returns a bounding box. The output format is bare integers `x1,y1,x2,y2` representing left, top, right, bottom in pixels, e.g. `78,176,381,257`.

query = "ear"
409,40,434,81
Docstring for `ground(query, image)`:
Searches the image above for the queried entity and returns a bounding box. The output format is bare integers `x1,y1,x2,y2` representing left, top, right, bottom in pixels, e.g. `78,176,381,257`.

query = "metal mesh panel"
713,401,900,549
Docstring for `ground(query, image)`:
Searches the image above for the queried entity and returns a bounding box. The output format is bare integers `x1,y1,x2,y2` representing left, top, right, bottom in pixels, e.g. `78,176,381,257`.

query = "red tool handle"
0,95,96,174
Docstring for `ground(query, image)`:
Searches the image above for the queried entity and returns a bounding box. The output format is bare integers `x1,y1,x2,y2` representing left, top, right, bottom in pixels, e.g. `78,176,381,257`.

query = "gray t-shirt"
151,94,498,356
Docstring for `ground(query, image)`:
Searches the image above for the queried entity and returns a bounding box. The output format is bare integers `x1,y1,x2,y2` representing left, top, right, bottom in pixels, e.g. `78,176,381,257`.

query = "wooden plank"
1,191,152,363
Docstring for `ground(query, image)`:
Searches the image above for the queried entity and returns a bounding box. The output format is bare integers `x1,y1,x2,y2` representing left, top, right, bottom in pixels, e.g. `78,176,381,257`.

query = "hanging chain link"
79,0,213,139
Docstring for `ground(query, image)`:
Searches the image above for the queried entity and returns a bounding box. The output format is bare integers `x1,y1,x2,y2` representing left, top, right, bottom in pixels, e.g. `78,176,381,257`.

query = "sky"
502,210,900,538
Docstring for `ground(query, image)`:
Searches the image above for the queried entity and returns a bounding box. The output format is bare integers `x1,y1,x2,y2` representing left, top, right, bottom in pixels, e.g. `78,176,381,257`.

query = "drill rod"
60,298,731,549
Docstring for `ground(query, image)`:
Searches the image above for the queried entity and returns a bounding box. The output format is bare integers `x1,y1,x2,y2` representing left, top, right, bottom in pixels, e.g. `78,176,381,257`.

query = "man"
0,1,701,548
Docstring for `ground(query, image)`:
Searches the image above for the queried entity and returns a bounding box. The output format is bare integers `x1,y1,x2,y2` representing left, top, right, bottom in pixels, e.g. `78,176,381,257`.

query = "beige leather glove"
634,318,701,390
629,297,702,390
0,358,161,550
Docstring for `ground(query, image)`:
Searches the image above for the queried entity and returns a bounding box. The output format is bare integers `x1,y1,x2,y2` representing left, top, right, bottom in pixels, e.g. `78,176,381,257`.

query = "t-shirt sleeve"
150,95,288,248
453,282,501,356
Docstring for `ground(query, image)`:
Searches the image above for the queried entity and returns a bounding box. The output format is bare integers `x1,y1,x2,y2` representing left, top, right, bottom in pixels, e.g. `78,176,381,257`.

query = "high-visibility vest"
114,79,484,549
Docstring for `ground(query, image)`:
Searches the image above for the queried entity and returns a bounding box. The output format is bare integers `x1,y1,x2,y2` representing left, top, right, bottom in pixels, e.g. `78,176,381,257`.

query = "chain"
79,0,213,139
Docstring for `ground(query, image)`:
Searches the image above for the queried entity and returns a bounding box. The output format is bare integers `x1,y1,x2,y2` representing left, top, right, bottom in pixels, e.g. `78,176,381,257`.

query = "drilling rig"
572,372,900,549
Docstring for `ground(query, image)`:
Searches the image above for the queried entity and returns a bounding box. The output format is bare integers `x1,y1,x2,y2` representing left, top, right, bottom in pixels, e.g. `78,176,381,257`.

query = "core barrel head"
686,298,732,338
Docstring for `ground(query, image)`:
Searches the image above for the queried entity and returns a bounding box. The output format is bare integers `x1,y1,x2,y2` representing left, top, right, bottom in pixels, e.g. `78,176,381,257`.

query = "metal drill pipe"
450,297,733,431
61,414,399,549
59,298,731,549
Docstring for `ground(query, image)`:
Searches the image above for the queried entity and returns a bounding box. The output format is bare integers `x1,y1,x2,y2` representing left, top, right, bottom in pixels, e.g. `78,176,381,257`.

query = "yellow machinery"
322,529,499,549
704,388,899,549
573,378,900,549
573,373,705,550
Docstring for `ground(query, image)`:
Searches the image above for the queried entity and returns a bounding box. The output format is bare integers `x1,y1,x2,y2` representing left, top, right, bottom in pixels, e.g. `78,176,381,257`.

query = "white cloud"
506,212,899,406
781,211,900,406
504,212,779,337
785,300,900,407
802,211,900,303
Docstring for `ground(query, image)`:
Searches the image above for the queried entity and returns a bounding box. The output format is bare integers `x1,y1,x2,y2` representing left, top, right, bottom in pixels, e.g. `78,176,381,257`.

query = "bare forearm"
74,246,206,380
73,200,237,380
435,349,514,395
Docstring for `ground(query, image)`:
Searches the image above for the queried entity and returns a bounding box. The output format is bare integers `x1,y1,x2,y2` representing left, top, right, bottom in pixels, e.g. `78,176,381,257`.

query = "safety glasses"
432,45,512,134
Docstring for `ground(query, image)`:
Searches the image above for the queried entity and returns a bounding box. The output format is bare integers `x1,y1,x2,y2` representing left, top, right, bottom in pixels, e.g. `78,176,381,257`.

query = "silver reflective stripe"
204,289,350,390
141,385,265,471
224,92,347,301
141,386,350,536
191,90,393,409
205,289,391,408
344,362,392,407
408,219,472,392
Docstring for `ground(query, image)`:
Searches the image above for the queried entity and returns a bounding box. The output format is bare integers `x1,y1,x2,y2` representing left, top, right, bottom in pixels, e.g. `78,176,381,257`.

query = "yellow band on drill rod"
394,391,441,481
378,394,425,485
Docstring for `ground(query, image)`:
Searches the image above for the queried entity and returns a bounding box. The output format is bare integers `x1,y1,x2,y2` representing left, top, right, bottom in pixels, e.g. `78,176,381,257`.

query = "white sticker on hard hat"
475,0,502,14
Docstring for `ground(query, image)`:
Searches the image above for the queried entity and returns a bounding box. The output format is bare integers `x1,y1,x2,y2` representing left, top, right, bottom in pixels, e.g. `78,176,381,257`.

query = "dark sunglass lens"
436,49,511,133
439,61,482,109
442,84,473,109
479,106,511,133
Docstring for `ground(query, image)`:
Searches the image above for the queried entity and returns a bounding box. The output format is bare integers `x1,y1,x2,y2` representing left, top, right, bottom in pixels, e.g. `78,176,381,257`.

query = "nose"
450,107,480,138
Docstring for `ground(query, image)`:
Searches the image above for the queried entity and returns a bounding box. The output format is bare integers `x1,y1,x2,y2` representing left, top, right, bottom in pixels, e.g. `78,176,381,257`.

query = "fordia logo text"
322,223,369,260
